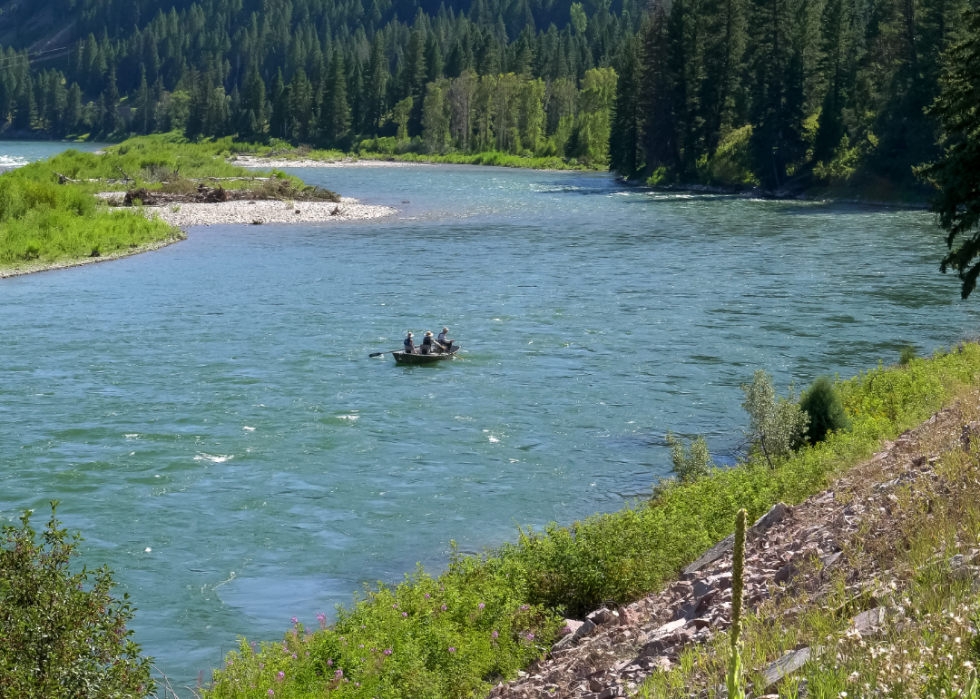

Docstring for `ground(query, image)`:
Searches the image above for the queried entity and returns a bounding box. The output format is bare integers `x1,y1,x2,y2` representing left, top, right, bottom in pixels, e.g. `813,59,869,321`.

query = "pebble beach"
101,194,397,228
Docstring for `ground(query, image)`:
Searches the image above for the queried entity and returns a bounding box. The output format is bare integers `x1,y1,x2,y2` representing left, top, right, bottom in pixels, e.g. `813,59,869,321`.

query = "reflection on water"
1,156,976,683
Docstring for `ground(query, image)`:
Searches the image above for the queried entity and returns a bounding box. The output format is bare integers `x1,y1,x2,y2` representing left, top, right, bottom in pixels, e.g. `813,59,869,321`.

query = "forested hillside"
0,0,975,190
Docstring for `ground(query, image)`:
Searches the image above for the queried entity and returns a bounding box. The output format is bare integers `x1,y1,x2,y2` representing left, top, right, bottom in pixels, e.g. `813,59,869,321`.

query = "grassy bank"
0,134,331,276
207,344,980,699
640,391,980,698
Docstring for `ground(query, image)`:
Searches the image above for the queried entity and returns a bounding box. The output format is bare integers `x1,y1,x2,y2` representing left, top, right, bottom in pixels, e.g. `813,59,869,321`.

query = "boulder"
751,502,790,533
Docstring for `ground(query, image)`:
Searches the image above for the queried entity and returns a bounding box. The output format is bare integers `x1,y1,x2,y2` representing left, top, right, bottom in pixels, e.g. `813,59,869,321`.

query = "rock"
752,503,790,533
551,618,596,651
689,617,712,630
692,579,715,599
643,618,686,644
707,572,732,590
638,638,668,657
820,551,843,570
682,534,735,577
252,219,264,225
774,562,798,584
617,606,635,626
589,679,604,692
561,619,585,637
588,608,613,625
850,607,886,636
961,422,980,449
759,647,811,689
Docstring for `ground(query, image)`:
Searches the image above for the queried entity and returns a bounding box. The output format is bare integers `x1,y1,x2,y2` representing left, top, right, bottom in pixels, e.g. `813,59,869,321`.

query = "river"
1,143,976,684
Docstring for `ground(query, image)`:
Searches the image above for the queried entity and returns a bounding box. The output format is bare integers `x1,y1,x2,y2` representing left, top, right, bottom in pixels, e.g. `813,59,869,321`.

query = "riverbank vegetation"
204,343,980,698
0,504,153,698
0,135,336,274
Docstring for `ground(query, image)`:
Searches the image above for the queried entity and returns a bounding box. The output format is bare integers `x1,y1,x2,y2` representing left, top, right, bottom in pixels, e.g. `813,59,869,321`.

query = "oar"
369,348,403,357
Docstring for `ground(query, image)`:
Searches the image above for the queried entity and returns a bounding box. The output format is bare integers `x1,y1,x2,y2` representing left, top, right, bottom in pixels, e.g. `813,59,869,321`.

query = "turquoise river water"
1,142,978,684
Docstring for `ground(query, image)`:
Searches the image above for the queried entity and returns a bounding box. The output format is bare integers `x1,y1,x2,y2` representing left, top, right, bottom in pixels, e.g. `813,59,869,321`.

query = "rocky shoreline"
489,396,980,699
116,196,396,227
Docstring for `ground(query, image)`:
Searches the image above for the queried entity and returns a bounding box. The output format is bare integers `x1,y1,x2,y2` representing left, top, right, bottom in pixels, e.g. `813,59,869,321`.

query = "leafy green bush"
901,344,918,365
665,430,714,481
740,370,810,466
0,503,152,698
799,375,852,444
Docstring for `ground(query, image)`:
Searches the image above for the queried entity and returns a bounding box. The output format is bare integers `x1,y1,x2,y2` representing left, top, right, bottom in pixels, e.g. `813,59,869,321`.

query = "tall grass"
207,344,980,699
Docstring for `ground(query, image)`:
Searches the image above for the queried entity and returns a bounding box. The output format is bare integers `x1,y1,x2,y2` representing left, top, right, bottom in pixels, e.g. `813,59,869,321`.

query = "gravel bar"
101,196,396,227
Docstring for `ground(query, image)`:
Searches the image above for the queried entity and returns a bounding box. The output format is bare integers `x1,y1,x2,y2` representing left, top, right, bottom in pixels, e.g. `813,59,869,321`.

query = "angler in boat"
437,327,454,352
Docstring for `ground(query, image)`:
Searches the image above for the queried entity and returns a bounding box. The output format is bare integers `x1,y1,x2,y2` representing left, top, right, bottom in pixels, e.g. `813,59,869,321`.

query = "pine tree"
289,68,315,141
700,0,746,156
270,69,289,139
134,69,151,135
319,51,351,147
363,35,389,133
65,83,82,134
610,34,642,174
243,64,267,138
639,4,679,176
101,67,121,135
920,7,980,298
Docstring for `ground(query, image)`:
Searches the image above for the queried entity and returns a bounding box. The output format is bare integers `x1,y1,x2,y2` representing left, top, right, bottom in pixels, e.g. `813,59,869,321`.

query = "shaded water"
2,154,976,683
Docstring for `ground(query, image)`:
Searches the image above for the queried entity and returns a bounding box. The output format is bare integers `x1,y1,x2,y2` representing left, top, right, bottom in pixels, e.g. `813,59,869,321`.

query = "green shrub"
0,503,152,698
799,375,852,444
740,370,810,466
665,430,714,481
901,344,918,365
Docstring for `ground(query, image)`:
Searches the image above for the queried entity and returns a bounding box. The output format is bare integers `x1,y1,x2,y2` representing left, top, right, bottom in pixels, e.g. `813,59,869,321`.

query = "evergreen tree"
319,51,351,147
610,34,641,174
289,68,315,141
920,7,980,298
270,69,289,139
363,35,390,133
639,4,679,176
101,67,121,135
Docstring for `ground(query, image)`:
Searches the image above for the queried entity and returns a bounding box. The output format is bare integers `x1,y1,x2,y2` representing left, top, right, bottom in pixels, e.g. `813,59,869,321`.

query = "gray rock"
692,579,716,599
760,647,811,688
850,607,886,637
774,563,798,584
751,502,790,533
588,608,613,625
682,534,735,577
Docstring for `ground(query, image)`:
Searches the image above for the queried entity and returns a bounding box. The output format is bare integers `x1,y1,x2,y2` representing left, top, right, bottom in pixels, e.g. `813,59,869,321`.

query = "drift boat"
392,345,461,364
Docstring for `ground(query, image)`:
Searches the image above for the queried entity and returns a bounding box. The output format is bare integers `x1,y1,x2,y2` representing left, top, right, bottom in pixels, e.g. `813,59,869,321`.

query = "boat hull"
392,346,460,364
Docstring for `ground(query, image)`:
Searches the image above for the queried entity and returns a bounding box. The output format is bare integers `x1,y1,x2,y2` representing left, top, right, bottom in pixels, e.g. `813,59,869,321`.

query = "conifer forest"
0,0,977,188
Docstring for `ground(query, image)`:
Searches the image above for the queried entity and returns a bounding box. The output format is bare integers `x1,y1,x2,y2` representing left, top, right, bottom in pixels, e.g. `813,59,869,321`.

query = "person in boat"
420,331,435,355
403,332,416,354
436,327,454,353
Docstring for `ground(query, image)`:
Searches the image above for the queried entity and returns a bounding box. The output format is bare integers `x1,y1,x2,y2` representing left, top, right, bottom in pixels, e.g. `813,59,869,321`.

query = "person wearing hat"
420,331,435,355
403,331,416,354
436,327,454,353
